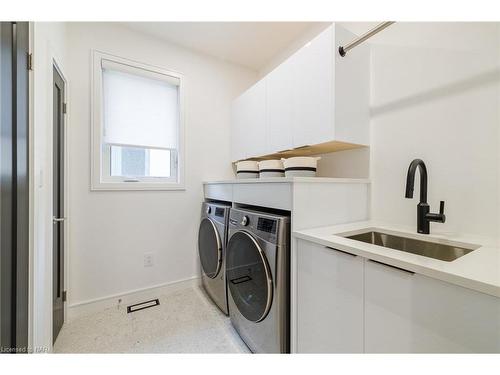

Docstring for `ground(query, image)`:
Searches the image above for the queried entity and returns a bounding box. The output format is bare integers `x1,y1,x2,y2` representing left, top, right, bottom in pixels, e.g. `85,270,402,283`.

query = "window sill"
90,180,185,191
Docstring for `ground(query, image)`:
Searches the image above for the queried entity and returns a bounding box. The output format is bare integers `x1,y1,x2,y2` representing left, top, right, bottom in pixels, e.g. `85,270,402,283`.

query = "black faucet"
405,159,446,234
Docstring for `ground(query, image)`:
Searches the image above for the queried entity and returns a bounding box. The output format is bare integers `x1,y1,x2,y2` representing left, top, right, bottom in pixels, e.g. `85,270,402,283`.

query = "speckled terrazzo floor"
53,286,250,353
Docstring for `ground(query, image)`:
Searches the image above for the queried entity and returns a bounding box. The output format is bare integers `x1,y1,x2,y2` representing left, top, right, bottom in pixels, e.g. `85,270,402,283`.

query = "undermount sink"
343,230,480,262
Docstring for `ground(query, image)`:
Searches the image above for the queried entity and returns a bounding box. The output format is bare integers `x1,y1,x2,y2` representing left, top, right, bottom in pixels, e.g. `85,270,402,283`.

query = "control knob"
241,216,249,226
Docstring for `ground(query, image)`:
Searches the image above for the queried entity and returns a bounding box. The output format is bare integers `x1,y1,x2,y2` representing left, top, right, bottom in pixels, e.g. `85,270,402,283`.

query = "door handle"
53,216,66,224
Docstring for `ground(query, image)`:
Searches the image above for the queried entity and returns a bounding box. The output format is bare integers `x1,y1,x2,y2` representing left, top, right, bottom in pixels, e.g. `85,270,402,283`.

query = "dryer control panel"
228,208,289,245
257,218,277,234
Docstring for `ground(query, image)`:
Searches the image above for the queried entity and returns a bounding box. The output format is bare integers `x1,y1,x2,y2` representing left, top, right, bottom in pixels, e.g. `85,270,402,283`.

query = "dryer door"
226,231,273,322
198,218,222,278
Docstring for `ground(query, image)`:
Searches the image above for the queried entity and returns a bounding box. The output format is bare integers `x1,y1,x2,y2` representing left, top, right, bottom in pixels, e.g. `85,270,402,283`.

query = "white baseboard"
66,276,200,322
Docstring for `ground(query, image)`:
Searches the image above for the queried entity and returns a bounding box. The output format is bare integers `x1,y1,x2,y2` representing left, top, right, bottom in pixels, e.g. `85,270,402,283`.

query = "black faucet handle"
426,201,446,224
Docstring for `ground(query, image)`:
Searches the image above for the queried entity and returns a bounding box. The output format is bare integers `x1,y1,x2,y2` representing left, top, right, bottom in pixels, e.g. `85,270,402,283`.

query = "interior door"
0,21,29,352
0,21,14,352
52,66,65,343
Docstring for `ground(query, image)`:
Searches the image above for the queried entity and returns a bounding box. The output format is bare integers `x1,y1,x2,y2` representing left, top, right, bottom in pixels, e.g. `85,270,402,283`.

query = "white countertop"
294,221,500,298
203,177,370,184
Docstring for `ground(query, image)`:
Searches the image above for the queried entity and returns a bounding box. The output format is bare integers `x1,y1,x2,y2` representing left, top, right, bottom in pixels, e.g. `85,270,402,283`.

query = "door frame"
0,21,30,353
28,21,34,353
51,57,70,342
28,26,71,351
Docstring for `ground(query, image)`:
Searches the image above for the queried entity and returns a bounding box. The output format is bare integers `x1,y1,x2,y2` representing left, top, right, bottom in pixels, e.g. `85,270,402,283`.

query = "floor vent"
127,299,160,314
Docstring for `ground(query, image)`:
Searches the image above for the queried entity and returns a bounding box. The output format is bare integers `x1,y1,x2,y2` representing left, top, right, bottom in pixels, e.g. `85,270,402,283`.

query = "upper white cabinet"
231,79,267,161
266,57,294,153
332,26,370,145
231,23,370,161
290,26,334,149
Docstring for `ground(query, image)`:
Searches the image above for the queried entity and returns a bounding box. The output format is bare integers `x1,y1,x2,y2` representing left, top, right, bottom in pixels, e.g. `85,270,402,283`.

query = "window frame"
91,50,185,191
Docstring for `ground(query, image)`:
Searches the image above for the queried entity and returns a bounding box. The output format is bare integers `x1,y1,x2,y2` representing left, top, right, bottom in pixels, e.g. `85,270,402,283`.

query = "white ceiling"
122,22,322,71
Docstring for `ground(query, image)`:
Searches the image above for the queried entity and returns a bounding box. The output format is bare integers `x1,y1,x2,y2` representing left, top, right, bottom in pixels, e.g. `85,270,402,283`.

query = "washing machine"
198,201,231,315
226,207,290,353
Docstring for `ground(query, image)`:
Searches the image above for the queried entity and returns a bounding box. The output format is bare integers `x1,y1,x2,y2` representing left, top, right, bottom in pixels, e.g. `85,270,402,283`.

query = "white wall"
316,148,370,179
65,23,257,309
32,22,68,351
367,22,500,240
258,22,331,78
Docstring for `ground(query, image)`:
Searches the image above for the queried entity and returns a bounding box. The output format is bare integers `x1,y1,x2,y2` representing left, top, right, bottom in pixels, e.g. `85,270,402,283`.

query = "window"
91,51,184,190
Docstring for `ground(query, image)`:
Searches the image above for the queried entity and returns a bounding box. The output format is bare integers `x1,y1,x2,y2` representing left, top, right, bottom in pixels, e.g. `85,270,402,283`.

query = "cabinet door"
296,240,364,353
266,58,294,153
230,95,246,161
365,259,500,353
231,80,267,161
333,25,370,145
292,26,333,148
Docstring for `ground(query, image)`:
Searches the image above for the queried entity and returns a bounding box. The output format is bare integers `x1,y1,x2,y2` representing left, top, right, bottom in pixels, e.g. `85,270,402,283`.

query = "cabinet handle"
368,259,415,275
325,246,357,257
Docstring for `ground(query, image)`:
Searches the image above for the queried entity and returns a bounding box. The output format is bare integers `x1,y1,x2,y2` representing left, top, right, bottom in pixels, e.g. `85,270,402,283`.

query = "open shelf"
235,140,368,162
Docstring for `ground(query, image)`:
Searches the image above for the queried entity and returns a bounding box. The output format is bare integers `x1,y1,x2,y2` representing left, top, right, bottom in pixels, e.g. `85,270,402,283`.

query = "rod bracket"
338,21,395,57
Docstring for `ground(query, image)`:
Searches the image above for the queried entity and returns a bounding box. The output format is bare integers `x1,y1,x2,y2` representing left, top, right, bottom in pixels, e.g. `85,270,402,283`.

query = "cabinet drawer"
203,184,233,202
233,183,292,210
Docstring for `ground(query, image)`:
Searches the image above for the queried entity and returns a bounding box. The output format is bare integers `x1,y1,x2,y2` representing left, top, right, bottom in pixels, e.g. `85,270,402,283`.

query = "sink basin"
343,230,480,262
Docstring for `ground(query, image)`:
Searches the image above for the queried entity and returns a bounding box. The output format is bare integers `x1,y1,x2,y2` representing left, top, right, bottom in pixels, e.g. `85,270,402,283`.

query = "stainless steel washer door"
226,231,273,322
198,218,222,279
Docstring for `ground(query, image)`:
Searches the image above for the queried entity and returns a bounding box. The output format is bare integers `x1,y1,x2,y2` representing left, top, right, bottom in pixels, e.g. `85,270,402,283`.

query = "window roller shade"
101,59,181,86
102,59,180,150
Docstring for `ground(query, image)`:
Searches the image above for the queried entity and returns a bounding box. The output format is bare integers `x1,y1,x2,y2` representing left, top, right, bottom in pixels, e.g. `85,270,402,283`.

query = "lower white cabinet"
296,239,364,353
364,258,500,353
295,239,500,353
